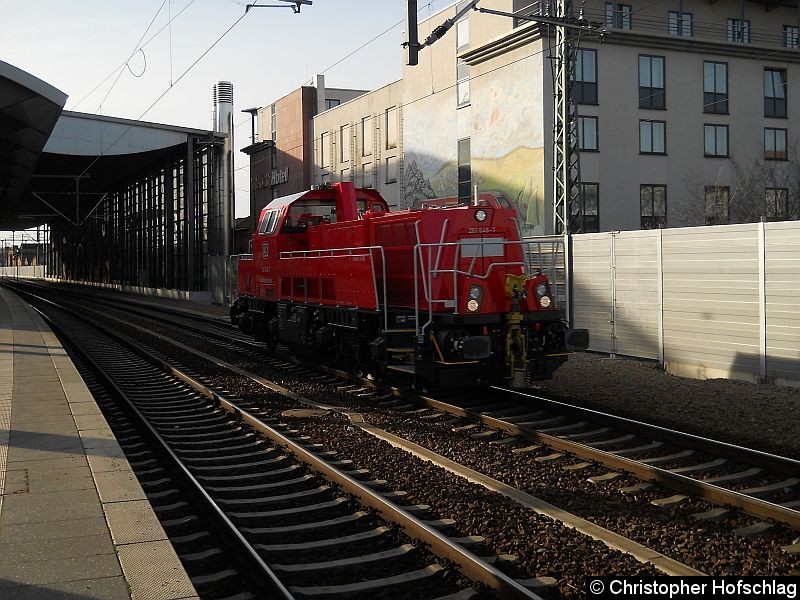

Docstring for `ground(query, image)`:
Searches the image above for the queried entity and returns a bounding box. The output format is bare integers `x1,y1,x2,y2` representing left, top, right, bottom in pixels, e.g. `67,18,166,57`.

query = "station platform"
0,287,197,600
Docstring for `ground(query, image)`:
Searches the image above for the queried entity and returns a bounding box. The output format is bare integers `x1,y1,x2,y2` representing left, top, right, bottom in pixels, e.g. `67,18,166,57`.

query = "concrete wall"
43,276,214,305
0,266,45,278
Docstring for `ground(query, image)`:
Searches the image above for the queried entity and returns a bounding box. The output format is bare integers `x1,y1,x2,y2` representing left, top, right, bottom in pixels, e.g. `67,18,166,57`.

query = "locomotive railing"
521,235,566,307
227,254,250,304
413,238,560,338
279,246,389,332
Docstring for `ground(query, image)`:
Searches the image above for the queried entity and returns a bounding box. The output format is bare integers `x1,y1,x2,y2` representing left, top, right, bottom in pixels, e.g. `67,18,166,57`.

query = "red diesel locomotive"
230,182,587,388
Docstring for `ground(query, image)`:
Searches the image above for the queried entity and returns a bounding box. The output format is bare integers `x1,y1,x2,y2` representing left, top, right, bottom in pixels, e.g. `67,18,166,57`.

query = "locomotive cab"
231,182,587,389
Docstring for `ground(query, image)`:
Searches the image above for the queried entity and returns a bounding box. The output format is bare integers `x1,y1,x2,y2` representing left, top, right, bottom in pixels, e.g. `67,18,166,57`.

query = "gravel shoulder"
534,353,800,460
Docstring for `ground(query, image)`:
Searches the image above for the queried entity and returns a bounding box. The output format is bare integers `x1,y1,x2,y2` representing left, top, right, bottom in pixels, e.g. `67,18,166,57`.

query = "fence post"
564,233,573,326
758,220,767,381
657,228,664,366
610,232,617,357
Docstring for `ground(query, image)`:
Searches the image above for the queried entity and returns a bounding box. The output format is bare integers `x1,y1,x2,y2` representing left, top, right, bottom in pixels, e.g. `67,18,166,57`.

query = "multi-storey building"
313,0,800,233
242,76,367,233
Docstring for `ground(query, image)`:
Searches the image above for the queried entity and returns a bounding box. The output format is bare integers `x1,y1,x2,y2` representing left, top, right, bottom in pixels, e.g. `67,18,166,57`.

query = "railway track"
42,280,799,533
18,287,540,600
7,282,799,581
419,386,800,532
67,349,267,600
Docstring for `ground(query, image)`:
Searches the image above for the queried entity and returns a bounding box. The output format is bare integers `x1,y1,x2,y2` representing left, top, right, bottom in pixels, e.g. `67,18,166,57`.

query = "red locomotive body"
231,182,587,388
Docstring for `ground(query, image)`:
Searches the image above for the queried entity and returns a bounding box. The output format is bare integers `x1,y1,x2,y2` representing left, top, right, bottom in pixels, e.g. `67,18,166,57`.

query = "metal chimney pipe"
213,81,234,258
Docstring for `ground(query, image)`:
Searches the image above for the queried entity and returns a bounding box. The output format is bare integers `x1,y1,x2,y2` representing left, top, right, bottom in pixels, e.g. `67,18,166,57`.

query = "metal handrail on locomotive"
230,182,589,388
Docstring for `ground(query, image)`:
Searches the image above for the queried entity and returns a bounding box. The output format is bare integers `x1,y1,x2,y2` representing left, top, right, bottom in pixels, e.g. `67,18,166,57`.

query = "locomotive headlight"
467,285,483,312
535,282,552,308
475,209,487,222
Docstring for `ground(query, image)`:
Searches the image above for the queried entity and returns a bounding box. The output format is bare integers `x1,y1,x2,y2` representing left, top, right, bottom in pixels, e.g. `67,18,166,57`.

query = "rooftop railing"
514,2,799,49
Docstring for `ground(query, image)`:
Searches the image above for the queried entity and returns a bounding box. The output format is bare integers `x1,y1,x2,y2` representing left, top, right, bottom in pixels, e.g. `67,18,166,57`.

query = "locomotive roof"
263,190,308,211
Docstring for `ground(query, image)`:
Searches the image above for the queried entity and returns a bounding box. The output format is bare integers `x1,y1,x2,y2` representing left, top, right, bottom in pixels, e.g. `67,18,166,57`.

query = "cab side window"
258,210,280,235
283,200,336,231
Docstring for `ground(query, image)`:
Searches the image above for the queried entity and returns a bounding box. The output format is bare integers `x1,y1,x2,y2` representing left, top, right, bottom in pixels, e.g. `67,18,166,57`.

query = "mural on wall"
403,60,546,233
402,93,459,206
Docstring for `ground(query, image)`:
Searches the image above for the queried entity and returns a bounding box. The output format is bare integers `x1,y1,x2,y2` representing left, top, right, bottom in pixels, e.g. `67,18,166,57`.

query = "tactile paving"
116,540,197,600
104,500,170,546
0,293,14,520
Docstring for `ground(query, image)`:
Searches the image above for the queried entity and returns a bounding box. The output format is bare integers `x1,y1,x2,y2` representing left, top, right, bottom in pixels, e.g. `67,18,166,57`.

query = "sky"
1,0,451,219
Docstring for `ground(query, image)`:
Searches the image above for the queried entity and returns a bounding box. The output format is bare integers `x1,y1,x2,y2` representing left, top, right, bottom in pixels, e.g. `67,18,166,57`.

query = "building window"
456,18,470,49
385,157,398,184
784,25,799,48
727,18,750,43
764,69,787,118
572,183,599,233
340,124,351,163
704,124,729,157
574,49,598,105
766,188,788,221
605,3,632,29
360,162,372,188
320,132,331,168
456,1,471,108
703,62,728,114
705,186,730,225
457,59,470,107
765,128,788,160
325,98,340,110
578,116,598,151
668,11,692,36
640,120,666,154
458,138,471,203
640,185,667,229
639,55,665,109
456,0,471,49
270,104,276,141
385,107,398,150
361,116,372,157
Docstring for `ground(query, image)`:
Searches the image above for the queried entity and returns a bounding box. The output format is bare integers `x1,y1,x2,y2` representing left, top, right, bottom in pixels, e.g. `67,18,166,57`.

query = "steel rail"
416,390,800,531
497,386,800,477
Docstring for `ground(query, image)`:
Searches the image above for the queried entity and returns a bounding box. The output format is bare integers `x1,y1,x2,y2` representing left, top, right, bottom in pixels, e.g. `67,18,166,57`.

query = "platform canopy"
22,111,224,230
0,60,67,229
